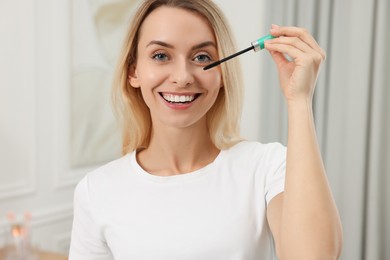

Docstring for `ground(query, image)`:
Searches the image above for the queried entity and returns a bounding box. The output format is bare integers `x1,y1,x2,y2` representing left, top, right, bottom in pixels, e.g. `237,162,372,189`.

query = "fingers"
266,38,325,67
266,37,312,62
266,41,303,62
269,36,313,54
269,50,289,67
267,24,326,61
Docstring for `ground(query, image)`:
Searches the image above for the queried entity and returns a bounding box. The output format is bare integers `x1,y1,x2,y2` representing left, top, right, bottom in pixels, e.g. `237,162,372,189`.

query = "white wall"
0,0,80,253
0,0,113,253
0,0,265,254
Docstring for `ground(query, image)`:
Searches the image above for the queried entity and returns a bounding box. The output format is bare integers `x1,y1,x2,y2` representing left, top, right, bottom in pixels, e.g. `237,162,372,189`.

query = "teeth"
162,94,197,103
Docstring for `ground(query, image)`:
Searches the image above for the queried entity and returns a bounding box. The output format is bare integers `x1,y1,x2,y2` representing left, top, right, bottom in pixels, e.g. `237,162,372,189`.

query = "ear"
128,64,140,88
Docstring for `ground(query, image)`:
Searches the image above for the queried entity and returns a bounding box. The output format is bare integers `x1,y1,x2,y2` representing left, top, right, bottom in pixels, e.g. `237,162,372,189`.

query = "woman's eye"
152,52,168,61
194,54,212,63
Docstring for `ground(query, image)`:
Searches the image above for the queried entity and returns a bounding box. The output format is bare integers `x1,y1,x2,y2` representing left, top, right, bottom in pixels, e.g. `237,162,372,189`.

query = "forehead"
138,6,216,46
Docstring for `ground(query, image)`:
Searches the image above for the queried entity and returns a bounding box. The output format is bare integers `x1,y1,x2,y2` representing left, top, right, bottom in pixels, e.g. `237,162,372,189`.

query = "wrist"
285,98,315,125
286,96,313,111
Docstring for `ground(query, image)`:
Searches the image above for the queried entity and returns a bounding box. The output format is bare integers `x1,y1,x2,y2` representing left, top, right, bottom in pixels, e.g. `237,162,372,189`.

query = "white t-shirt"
69,141,286,260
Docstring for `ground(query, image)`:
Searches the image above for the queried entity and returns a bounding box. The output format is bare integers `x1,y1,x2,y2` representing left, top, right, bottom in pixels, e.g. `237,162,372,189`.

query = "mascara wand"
203,34,276,70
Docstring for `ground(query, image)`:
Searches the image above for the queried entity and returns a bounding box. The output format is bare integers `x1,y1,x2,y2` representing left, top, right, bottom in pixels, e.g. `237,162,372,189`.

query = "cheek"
196,69,222,90
138,64,167,88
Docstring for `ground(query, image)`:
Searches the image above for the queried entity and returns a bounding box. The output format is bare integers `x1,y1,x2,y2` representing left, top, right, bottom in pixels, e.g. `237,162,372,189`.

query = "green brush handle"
251,34,276,51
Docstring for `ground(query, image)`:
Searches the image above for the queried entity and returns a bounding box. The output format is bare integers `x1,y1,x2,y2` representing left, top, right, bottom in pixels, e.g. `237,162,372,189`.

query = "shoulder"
74,153,133,196
225,140,286,162
90,153,131,178
216,141,286,177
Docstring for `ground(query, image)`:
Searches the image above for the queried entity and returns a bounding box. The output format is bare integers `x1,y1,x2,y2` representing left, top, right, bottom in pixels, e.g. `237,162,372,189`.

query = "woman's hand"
265,26,343,259
264,24,326,103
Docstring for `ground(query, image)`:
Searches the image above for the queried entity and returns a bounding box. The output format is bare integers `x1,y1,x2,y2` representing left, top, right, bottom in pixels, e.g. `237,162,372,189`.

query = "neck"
137,122,219,176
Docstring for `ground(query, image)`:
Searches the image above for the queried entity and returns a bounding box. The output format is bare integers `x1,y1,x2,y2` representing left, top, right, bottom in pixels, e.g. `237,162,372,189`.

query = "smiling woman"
69,0,342,259
128,6,223,132
114,1,244,153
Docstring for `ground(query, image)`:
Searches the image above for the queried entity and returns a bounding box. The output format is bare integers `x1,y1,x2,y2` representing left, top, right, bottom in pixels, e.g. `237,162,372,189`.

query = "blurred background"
0,0,389,259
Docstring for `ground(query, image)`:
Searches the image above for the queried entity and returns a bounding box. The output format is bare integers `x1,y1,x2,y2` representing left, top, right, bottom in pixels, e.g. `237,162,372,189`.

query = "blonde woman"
69,0,342,259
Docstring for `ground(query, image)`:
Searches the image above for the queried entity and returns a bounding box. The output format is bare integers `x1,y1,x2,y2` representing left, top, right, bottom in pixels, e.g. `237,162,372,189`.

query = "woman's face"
129,6,222,130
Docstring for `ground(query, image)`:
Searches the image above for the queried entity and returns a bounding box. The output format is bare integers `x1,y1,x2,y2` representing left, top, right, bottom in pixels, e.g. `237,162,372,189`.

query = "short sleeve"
264,143,287,205
69,176,114,260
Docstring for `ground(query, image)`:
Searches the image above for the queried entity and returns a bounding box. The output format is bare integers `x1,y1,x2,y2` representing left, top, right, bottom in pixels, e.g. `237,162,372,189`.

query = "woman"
69,0,343,259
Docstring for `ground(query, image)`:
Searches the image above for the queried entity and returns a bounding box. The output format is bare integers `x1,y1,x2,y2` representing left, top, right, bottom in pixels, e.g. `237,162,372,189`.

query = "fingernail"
271,24,280,29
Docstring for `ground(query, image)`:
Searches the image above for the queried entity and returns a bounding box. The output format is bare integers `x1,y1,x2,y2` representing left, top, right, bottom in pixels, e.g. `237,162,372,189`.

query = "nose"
169,59,194,88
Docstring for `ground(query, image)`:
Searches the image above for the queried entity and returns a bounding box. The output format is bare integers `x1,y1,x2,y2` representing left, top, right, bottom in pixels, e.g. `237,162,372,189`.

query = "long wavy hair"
112,0,244,154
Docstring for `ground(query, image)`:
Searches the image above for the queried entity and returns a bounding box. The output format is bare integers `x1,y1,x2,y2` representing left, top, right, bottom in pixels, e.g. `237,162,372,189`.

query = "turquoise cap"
251,34,276,52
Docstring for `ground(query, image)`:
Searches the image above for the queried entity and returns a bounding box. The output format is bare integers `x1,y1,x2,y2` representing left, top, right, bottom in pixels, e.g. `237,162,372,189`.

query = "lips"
160,93,201,104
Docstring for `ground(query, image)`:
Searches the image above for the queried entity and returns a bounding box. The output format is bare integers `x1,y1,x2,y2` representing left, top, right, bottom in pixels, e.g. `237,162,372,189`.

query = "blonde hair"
112,0,244,154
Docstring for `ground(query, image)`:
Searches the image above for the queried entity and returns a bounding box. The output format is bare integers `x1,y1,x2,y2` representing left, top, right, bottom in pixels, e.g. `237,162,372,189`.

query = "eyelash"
151,51,213,64
152,52,169,62
193,53,212,64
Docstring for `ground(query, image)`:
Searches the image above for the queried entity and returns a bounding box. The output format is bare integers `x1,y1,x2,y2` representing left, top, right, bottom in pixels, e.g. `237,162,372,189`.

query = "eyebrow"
146,40,216,50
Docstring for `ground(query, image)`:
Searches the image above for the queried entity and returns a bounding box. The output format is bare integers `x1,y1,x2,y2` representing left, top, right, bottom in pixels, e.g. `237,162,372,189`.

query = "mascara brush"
203,34,276,70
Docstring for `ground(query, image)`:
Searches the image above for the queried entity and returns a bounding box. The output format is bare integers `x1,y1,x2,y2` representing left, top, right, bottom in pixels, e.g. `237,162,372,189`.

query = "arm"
264,25,343,259
69,177,114,260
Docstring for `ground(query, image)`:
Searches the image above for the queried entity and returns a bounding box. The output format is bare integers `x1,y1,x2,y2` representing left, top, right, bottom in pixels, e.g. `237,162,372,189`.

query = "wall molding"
0,204,73,231
0,181,36,201
50,0,105,191
31,205,73,228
